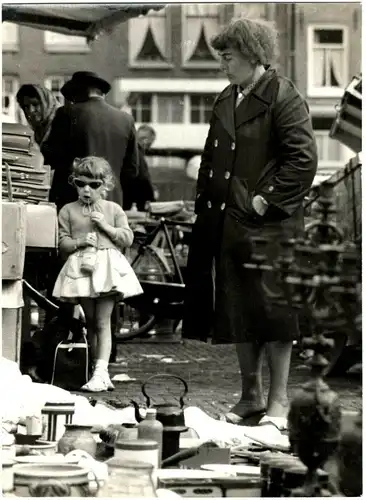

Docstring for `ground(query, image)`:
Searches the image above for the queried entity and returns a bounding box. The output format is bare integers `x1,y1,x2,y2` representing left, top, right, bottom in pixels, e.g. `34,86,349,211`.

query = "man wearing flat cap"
45,71,139,210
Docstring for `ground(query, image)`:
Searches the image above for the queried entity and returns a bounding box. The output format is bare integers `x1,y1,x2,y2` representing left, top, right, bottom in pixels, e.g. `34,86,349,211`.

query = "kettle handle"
141,374,188,409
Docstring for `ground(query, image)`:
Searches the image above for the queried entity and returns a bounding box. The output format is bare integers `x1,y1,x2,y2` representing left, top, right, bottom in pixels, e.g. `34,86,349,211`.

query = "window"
181,4,222,67
308,26,348,97
189,94,216,123
2,22,19,51
314,131,345,169
233,3,267,19
44,76,67,104
128,93,153,123
44,31,89,52
2,76,20,122
129,7,171,68
156,94,184,123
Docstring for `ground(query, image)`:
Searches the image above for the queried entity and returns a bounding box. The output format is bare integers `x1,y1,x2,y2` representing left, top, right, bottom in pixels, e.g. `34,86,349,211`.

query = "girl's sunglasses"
74,178,103,190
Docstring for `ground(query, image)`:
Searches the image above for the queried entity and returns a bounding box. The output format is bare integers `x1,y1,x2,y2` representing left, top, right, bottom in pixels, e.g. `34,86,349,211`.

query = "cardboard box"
26,202,58,248
2,202,27,279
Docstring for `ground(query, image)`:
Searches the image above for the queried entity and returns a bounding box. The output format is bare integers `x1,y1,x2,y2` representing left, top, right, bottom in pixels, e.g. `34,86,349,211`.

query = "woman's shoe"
223,409,266,426
242,415,290,450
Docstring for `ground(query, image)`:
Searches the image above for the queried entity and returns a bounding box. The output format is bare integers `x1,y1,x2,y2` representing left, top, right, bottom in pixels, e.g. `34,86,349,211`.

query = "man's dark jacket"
122,143,155,211
183,68,318,344
44,97,139,210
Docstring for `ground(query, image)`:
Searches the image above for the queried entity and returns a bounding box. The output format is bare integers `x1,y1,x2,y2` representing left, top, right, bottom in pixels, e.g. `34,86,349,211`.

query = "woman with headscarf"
17,84,76,210
16,84,60,149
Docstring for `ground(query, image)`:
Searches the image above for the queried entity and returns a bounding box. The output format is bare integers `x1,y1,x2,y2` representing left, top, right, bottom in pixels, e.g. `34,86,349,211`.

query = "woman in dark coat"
183,18,317,440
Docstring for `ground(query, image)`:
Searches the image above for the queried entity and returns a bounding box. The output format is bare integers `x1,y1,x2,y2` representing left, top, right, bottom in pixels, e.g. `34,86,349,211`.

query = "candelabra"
244,180,362,496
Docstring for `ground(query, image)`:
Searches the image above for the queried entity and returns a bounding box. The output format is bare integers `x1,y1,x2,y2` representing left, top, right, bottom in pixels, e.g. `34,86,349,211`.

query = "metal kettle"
130,374,188,460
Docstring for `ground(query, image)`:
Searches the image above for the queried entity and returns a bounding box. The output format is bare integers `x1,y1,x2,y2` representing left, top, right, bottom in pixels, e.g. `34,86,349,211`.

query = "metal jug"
130,374,188,460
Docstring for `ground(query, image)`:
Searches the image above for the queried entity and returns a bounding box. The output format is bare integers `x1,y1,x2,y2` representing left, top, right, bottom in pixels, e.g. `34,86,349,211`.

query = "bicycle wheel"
115,244,171,341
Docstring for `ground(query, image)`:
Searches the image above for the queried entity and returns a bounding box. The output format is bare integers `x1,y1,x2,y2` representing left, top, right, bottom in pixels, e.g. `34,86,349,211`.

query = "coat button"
220,203,226,211
268,185,274,192
207,201,212,208
231,142,235,150
209,169,213,178
214,139,218,147
224,171,230,180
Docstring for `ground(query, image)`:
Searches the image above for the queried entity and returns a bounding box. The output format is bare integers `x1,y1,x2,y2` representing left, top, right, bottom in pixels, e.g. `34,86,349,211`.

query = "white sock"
95,359,108,371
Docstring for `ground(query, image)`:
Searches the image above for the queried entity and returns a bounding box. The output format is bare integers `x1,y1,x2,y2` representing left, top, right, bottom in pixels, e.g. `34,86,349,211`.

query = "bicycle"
113,201,194,341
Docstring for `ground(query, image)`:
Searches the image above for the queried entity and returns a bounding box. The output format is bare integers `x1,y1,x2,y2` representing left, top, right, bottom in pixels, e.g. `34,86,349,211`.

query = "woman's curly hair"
211,17,279,66
70,156,115,193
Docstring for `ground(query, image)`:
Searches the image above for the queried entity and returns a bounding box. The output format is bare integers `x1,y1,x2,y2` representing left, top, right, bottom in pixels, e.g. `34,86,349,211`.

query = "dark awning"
2,4,166,41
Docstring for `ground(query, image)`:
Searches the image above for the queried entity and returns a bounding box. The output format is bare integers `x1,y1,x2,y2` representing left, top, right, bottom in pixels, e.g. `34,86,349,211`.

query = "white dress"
53,247,143,303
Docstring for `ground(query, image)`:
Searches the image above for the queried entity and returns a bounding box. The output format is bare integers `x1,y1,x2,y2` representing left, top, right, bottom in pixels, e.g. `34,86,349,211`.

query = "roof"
2,4,166,41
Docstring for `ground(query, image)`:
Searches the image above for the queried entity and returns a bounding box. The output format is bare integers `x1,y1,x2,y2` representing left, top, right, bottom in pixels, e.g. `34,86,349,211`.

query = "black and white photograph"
1,2,362,497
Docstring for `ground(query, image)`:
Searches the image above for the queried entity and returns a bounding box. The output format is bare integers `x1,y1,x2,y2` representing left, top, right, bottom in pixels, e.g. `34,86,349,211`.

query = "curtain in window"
157,95,183,123
313,49,326,87
182,4,219,62
129,11,167,62
329,50,343,87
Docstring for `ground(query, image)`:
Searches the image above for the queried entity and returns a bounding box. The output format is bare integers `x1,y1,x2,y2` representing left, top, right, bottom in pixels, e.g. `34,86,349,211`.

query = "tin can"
26,415,43,436
267,456,300,497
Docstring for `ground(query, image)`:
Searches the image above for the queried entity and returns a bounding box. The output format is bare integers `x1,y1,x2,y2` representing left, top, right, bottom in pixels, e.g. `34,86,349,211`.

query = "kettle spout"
130,400,144,423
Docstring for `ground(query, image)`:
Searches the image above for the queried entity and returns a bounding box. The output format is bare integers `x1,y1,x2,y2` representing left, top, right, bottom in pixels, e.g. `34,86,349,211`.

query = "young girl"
53,156,143,392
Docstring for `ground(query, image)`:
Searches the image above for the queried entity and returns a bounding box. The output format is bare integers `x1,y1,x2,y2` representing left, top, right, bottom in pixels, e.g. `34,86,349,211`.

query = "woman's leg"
227,341,266,422
79,298,97,363
265,341,292,418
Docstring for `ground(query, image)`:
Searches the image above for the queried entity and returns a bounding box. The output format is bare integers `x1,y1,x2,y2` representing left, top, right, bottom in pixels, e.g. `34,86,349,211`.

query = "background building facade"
2,2,361,175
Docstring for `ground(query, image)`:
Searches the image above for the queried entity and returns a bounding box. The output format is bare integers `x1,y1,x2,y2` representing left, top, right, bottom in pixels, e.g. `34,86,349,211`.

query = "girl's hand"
78,232,98,248
90,211,108,231
90,211,104,223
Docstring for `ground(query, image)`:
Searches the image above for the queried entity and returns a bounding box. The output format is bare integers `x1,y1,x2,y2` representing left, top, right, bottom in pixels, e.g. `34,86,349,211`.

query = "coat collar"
213,67,278,139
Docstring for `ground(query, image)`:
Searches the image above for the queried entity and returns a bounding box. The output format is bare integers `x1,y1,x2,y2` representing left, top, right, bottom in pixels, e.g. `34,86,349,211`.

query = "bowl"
15,454,79,465
15,434,42,445
15,439,57,456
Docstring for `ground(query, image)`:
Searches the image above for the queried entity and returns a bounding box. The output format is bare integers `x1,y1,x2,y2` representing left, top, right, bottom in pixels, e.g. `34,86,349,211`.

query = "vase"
58,424,96,458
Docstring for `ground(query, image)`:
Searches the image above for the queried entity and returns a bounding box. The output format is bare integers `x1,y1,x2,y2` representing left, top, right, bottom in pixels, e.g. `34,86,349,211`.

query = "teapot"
130,374,189,460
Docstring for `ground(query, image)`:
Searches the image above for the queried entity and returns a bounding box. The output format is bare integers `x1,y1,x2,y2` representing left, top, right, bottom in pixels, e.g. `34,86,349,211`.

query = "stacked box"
2,122,51,203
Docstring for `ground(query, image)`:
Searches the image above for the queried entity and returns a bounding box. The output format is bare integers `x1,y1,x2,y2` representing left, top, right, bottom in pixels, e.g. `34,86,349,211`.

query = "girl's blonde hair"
70,156,115,193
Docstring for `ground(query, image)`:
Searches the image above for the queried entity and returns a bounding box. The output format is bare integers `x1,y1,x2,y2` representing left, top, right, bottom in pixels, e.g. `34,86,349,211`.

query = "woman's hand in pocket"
252,195,269,216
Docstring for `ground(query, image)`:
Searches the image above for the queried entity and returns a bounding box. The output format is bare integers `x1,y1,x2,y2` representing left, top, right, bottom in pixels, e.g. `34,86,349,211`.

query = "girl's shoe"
81,366,110,392
105,372,115,392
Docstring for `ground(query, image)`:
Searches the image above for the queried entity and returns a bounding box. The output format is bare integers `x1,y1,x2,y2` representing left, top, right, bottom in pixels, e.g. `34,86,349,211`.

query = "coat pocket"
229,176,256,218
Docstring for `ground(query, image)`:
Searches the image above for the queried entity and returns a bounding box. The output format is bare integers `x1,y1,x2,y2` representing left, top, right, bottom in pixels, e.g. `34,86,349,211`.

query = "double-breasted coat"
182,68,318,344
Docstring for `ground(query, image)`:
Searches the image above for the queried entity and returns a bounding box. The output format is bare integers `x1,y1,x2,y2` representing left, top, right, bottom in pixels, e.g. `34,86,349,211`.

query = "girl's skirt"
53,248,143,303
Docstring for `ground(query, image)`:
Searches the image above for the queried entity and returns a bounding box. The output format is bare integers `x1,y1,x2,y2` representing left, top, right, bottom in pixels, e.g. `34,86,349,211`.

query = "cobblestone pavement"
91,340,361,416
